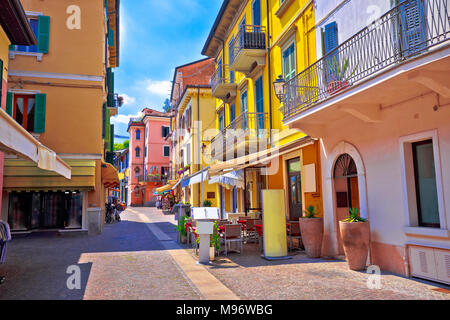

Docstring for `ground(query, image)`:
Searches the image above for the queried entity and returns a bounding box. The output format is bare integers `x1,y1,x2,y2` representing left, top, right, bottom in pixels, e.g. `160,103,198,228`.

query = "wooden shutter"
38,16,50,54
324,22,338,54
6,92,13,116
108,28,115,47
400,0,426,56
110,124,115,151
252,0,261,26
102,103,106,138
34,94,46,133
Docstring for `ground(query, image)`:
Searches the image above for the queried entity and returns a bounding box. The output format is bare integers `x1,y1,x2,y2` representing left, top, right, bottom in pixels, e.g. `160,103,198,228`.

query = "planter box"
327,80,350,95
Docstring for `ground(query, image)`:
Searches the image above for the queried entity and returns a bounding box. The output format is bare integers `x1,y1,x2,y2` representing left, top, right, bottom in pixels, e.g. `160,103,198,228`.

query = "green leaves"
343,208,367,223
203,200,212,207
304,205,318,218
327,56,358,81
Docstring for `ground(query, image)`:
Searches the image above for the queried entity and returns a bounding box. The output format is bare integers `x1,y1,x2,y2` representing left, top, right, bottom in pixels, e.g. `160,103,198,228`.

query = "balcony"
211,64,237,102
282,0,449,121
211,112,269,161
138,175,168,185
230,25,267,76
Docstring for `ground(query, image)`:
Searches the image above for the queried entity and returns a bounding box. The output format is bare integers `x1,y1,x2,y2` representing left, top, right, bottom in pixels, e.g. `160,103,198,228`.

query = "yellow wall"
0,27,10,82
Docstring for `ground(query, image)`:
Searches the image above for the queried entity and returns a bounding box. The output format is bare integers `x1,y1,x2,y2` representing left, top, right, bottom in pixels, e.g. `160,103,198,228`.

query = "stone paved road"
203,243,450,300
0,208,201,300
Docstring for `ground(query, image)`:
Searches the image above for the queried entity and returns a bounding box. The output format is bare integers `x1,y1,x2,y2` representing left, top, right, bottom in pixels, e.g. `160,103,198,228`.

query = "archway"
333,153,360,255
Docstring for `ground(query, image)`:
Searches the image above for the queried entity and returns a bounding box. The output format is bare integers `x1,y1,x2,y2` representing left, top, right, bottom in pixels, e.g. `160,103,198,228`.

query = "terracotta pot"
339,221,370,271
180,234,187,244
209,247,215,261
299,218,323,258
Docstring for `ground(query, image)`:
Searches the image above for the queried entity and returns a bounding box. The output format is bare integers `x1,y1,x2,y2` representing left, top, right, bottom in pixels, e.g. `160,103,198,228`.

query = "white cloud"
119,93,136,106
144,79,172,96
111,111,143,125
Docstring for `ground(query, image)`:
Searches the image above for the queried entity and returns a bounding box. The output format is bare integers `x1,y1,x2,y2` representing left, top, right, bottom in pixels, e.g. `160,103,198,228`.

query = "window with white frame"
400,130,445,231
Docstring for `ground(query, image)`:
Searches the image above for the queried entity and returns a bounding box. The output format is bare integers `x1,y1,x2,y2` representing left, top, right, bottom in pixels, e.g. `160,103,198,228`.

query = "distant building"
127,108,171,206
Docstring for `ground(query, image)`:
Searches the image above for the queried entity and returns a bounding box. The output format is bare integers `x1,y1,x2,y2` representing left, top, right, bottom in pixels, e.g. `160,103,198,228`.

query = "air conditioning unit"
409,245,450,285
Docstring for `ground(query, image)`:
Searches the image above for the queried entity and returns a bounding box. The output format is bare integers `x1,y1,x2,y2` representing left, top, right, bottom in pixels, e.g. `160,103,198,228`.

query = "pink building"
127,108,171,206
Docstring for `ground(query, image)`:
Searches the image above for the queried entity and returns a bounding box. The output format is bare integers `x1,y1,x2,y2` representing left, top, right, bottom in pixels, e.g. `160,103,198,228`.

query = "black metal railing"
211,64,234,92
211,112,268,158
283,0,449,120
230,24,266,66
107,93,122,108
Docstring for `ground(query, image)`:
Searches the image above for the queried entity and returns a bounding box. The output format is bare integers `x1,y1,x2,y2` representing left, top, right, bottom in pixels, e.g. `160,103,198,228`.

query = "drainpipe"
266,0,273,146
197,86,202,206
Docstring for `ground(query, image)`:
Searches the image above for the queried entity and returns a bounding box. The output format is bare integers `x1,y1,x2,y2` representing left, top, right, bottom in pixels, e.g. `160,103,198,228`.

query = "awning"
156,179,179,193
101,162,120,189
172,174,184,190
209,136,316,176
0,108,71,179
209,169,244,189
188,167,210,187
3,159,95,191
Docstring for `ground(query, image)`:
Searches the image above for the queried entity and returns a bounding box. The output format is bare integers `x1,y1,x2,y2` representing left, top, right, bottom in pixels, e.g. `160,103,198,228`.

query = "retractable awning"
187,167,210,187
209,169,244,189
101,162,120,188
0,108,71,179
156,179,179,193
209,136,316,176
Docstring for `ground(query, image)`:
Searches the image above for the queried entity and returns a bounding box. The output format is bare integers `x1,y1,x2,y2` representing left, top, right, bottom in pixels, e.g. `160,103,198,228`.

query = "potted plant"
298,205,323,258
326,56,357,95
203,200,212,207
339,208,370,271
176,215,189,244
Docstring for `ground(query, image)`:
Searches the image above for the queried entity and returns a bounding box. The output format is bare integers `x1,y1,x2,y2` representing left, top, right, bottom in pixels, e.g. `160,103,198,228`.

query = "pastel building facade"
283,0,450,284
128,108,171,206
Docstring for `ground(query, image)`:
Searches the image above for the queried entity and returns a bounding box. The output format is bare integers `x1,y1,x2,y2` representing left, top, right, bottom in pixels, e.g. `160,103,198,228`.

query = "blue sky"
112,0,222,141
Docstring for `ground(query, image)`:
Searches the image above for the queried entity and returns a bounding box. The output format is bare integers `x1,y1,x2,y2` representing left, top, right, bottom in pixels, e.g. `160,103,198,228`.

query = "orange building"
1,0,120,234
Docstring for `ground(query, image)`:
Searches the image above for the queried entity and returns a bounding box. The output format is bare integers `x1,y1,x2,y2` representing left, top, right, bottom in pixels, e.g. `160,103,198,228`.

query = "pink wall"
128,124,145,205
0,77,7,212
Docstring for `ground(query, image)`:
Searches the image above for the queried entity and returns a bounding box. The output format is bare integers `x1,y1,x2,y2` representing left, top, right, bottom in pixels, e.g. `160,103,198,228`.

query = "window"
218,110,224,131
186,143,191,165
10,16,50,54
230,104,236,123
135,147,140,158
252,0,261,26
412,140,440,228
144,146,147,158
163,146,170,157
241,91,248,130
162,126,170,138
136,129,141,140
283,43,296,81
255,77,265,130
228,37,235,82
10,94,47,133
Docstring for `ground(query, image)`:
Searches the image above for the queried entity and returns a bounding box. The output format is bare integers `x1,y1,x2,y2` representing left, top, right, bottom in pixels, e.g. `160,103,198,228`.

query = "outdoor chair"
244,219,259,243
287,221,302,252
222,224,243,256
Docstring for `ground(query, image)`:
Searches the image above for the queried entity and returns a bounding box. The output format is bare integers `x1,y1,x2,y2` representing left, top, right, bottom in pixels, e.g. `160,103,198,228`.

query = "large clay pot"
339,221,370,271
299,218,323,258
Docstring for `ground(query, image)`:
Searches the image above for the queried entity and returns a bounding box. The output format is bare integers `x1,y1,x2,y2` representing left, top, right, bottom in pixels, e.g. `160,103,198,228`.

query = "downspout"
266,0,273,146
197,86,201,206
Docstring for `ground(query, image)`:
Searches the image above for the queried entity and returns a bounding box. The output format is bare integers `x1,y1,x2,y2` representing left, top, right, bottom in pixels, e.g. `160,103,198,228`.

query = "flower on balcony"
118,95,124,107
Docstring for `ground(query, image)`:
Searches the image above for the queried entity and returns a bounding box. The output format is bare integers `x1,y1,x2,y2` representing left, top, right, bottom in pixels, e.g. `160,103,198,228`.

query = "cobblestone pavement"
203,243,450,300
0,208,201,300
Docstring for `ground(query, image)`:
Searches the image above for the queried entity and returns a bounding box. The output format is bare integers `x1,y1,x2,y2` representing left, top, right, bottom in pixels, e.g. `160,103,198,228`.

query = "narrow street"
0,207,448,300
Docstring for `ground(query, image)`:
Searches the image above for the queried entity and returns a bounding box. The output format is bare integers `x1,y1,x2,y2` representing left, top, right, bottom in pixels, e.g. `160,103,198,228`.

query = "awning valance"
0,108,71,179
188,167,210,187
209,169,244,189
102,162,120,189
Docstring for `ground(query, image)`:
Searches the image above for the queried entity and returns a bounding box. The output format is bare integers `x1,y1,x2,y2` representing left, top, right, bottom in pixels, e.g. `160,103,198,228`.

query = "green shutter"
108,28,115,47
105,108,111,151
109,70,115,93
6,92,13,116
102,103,106,138
34,94,47,133
38,16,50,54
9,45,15,51
110,124,115,151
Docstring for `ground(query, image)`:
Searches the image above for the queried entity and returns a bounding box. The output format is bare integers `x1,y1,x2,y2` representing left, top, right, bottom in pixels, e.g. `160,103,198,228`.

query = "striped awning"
102,162,120,188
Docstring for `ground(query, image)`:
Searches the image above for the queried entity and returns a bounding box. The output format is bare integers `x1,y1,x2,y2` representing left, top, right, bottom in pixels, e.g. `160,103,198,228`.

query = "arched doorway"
333,153,360,255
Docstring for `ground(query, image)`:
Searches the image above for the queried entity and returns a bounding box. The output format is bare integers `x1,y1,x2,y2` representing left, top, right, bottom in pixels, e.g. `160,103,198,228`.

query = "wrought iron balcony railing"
211,112,268,158
282,0,449,120
107,93,122,108
211,64,233,90
230,24,267,66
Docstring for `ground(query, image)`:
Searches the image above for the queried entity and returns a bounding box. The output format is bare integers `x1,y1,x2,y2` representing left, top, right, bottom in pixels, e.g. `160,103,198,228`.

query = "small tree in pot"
299,205,323,258
339,208,370,271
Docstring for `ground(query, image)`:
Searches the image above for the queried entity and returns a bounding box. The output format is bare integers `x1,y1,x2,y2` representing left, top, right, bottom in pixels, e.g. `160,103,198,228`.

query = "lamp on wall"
273,75,286,102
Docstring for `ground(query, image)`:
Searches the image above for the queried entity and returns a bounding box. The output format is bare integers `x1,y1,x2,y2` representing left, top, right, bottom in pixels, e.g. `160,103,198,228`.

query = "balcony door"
241,91,248,130
252,0,261,29
255,77,265,132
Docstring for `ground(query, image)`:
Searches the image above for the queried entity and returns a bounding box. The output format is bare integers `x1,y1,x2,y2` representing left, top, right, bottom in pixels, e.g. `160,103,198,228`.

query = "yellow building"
202,0,323,221
1,0,120,234
168,59,219,207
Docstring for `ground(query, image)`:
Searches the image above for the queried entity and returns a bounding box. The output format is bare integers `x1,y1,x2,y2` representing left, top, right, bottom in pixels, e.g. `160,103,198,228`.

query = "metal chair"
287,221,302,252
245,219,259,243
222,224,243,256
